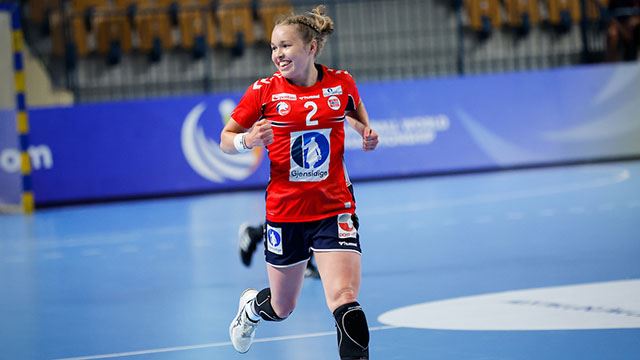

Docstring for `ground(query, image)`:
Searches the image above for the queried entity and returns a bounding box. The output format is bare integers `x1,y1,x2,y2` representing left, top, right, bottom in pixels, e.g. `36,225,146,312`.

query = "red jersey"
231,64,361,222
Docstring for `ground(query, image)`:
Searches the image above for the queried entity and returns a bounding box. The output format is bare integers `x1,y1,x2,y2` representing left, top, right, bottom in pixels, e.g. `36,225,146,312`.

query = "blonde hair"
276,5,334,56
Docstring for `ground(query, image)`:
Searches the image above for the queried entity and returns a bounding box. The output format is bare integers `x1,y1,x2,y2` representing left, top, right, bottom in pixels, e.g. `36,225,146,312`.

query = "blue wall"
2,63,638,206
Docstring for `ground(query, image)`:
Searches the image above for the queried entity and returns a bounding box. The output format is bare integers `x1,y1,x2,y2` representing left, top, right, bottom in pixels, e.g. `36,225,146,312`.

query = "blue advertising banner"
20,62,640,205
345,62,640,178
28,96,269,204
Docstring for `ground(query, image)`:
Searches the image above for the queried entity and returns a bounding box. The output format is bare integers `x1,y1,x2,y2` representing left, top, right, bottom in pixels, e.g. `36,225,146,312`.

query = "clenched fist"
362,126,379,151
245,119,274,148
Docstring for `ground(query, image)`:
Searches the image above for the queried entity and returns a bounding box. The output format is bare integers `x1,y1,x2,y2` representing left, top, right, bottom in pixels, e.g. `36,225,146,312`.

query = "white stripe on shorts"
309,248,362,255
266,257,311,269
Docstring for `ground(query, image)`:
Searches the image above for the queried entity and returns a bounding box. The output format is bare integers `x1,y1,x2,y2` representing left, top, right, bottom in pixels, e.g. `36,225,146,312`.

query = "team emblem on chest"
276,102,290,116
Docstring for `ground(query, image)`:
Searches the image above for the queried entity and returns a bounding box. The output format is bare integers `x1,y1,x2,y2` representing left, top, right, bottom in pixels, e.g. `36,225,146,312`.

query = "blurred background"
1,0,639,209
10,0,639,104
7,0,638,105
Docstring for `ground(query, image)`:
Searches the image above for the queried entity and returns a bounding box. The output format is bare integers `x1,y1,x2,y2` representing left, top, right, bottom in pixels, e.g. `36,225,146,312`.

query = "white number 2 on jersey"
304,101,318,126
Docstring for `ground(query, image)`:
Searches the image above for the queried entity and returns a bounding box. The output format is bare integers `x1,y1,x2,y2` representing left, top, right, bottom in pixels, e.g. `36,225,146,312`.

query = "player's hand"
246,120,274,148
362,126,379,151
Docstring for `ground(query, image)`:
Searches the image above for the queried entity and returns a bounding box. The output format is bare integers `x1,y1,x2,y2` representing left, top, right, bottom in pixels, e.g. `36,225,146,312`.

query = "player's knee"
328,287,358,311
253,288,291,321
272,298,297,319
333,301,369,360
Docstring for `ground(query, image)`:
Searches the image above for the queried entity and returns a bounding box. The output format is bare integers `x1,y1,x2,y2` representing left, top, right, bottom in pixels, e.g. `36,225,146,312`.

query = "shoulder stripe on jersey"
270,121,294,127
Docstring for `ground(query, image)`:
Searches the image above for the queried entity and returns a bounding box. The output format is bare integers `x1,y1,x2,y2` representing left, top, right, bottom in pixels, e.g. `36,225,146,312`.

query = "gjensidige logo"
289,129,331,182
181,100,262,183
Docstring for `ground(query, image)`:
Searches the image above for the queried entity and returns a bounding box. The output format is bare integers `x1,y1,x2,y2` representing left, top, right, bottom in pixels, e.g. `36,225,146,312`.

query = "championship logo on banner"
181,100,263,183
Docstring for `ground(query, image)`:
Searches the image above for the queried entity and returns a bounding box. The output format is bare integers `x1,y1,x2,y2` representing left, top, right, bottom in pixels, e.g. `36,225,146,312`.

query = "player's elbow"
220,144,234,154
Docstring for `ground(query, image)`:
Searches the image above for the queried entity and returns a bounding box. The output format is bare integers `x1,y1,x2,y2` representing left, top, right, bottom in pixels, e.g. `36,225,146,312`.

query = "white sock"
244,300,261,322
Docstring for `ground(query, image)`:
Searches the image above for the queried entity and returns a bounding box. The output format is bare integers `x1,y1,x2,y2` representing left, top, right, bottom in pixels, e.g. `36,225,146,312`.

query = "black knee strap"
253,288,287,322
333,301,369,360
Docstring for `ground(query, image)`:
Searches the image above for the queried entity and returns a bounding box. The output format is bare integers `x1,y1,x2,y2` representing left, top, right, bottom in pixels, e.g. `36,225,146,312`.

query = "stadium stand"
217,0,255,55
465,0,501,37
504,0,541,34
177,0,217,58
94,5,132,64
585,0,610,22
257,0,293,42
546,0,582,30
135,0,173,61
15,0,624,103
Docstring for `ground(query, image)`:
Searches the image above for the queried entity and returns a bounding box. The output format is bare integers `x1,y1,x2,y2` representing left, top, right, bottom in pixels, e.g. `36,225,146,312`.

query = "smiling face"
271,24,317,86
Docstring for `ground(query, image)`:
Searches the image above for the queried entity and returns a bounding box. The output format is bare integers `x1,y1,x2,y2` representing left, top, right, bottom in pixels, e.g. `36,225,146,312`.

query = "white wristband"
233,133,251,153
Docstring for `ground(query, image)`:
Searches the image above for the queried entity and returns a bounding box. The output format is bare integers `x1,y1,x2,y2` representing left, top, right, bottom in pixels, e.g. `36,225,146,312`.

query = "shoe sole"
229,288,258,353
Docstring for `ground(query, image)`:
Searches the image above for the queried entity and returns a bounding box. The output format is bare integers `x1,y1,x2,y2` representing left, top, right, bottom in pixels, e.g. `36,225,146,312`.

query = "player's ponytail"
276,5,334,56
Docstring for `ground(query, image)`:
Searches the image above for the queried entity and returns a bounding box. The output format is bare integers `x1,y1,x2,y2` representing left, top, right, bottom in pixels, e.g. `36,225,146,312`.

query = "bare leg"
265,260,307,317
315,251,369,359
314,251,361,312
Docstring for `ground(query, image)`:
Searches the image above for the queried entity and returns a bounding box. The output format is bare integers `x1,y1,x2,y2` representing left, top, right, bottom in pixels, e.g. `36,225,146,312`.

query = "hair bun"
276,4,335,56
311,5,327,17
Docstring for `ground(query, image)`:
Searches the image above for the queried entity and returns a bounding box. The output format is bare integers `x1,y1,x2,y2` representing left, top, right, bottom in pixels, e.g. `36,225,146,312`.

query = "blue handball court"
1,37,640,358
1,159,640,359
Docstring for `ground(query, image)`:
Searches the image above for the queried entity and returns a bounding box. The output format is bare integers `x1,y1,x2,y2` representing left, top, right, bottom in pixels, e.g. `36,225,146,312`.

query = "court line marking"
53,325,397,360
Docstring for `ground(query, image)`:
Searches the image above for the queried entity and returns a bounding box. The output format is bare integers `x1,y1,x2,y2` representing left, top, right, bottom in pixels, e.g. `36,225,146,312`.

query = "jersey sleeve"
231,82,263,129
342,72,361,112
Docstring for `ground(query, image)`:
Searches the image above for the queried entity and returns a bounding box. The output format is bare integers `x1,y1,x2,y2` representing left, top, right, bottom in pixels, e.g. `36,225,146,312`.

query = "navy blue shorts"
264,213,361,267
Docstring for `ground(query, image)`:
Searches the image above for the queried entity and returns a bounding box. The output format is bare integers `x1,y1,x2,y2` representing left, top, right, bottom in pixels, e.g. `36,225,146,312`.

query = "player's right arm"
220,118,274,154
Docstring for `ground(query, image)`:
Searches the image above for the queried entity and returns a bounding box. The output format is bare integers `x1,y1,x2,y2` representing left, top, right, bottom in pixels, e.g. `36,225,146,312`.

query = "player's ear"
309,39,318,56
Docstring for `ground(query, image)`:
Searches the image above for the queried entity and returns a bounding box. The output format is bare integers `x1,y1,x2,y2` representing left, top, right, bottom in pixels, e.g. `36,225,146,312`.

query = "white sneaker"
229,288,259,353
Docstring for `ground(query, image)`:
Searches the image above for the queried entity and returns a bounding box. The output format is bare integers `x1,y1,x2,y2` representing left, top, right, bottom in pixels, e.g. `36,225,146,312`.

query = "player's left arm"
347,100,379,152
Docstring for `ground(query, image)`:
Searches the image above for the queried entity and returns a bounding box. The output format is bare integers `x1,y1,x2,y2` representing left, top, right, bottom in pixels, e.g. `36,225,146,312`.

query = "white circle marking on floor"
378,279,640,330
